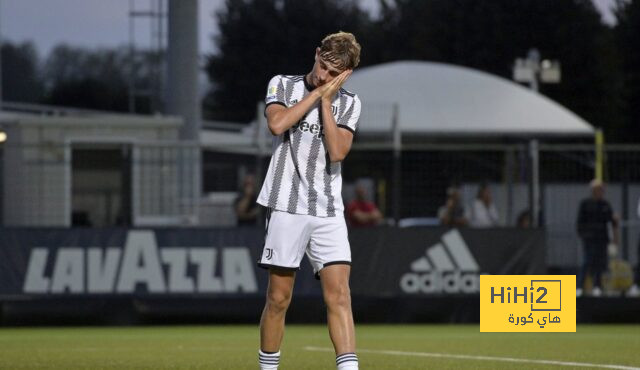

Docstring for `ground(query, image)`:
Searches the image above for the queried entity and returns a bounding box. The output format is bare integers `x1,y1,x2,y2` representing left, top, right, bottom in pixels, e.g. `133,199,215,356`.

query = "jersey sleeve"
337,95,361,134
265,75,286,108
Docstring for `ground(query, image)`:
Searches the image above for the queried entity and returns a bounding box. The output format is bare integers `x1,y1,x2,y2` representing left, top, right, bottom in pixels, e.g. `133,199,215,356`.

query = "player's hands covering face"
318,70,352,101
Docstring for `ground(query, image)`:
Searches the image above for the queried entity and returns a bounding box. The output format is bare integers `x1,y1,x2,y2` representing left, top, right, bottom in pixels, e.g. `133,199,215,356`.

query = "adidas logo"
400,229,482,294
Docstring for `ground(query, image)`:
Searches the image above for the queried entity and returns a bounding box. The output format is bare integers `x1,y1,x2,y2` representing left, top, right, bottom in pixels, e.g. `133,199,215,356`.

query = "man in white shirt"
466,183,500,228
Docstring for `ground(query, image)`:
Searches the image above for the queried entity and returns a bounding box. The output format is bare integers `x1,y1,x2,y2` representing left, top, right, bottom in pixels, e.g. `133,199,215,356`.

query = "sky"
0,0,618,59
0,0,226,56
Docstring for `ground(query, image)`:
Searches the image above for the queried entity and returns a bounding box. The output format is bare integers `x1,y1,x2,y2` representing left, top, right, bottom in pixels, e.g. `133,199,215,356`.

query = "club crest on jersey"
332,105,338,115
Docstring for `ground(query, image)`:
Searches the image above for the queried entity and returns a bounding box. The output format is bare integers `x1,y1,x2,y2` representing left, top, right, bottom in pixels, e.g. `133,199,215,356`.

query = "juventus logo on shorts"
265,248,273,260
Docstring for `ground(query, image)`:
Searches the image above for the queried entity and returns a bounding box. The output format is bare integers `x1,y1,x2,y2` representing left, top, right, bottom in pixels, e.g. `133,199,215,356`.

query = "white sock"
259,349,280,370
336,352,358,370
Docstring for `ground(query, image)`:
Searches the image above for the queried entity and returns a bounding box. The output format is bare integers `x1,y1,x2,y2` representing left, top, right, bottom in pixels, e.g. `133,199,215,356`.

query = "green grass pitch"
1,324,639,369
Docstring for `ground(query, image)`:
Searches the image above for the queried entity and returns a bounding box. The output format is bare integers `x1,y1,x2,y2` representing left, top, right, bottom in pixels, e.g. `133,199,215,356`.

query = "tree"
41,45,161,113
371,0,626,141
203,0,369,122
615,0,640,143
1,41,44,103
42,45,131,112
205,0,629,141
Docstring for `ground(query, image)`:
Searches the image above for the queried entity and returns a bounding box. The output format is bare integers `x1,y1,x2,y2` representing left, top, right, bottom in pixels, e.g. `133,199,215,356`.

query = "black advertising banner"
349,227,546,296
0,227,544,298
0,228,320,297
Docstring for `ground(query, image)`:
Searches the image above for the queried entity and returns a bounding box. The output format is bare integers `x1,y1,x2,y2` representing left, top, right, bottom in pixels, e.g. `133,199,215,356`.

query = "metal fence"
134,142,200,226
2,138,639,270
205,142,640,271
1,141,200,228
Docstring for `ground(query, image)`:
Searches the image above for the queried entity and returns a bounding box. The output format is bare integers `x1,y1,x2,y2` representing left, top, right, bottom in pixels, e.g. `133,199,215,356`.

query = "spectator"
516,209,531,229
576,179,619,297
346,183,383,227
235,174,259,226
466,183,500,228
438,186,468,227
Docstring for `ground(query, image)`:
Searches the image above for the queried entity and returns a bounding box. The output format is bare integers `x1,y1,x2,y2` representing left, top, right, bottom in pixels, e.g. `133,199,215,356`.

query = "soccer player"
256,32,361,370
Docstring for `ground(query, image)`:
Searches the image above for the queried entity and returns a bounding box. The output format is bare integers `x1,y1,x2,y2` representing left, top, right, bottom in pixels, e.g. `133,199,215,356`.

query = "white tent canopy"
343,61,595,137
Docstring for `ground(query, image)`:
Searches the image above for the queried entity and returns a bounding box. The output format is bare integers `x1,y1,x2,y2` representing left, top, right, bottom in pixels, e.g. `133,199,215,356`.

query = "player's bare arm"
265,88,323,135
320,70,354,162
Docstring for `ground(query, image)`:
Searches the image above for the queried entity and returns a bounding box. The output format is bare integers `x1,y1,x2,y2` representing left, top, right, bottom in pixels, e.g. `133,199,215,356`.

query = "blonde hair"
318,31,361,70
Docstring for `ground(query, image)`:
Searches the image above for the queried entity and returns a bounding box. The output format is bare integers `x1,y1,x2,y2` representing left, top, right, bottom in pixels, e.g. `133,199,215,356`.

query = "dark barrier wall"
350,227,545,295
3,226,639,324
0,227,545,298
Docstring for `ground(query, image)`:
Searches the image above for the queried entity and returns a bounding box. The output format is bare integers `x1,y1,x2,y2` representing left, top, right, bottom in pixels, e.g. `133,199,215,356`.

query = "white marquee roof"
344,61,594,137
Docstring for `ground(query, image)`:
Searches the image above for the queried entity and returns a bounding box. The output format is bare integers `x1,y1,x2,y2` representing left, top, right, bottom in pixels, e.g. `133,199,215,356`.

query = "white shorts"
258,209,351,278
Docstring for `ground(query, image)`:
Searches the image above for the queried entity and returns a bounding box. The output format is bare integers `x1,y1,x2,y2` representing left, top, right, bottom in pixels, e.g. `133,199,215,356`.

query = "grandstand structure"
0,104,198,227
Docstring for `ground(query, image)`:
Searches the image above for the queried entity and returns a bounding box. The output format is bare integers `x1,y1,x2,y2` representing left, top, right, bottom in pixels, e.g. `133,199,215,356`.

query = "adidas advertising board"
348,227,546,296
400,229,481,294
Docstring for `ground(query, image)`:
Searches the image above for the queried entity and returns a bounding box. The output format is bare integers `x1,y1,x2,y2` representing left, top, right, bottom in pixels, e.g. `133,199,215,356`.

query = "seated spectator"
346,183,383,227
438,186,468,227
466,183,500,228
516,209,531,228
235,174,258,226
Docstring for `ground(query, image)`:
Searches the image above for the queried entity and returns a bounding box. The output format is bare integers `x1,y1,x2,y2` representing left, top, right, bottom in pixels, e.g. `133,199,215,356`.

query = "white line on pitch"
303,346,640,370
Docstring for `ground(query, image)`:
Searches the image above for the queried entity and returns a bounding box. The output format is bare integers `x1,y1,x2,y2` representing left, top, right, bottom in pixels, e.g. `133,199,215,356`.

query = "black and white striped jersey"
257,74,361,217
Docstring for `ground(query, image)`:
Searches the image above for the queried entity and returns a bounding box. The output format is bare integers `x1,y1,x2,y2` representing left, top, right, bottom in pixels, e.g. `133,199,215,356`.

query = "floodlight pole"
525,49,541,228
528,49,540,227
527,48,540,92
528,140,540,228
392,103,401,225
514,48,560,228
